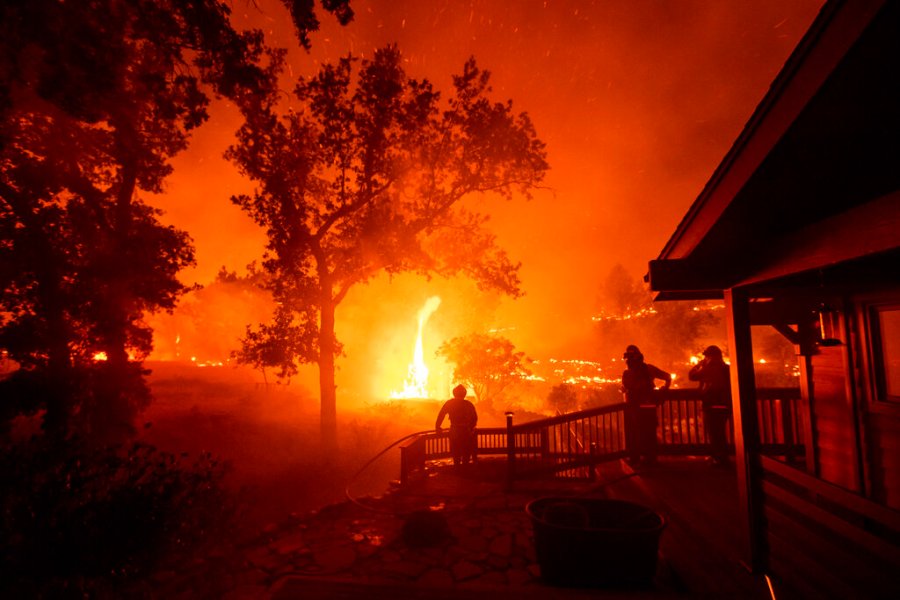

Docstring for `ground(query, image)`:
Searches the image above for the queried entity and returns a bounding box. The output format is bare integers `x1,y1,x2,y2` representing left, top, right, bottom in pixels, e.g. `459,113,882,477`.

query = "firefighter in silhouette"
621,345,671,466
435,384,479,466
689,345,732,466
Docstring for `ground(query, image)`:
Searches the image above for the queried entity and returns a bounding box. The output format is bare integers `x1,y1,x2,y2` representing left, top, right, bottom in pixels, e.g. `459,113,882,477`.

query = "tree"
547,383,578,414
592,264,723,371
596,263,650,318
647,300,722,367
437,333,532,413
0,0,351,442
228,46,548,447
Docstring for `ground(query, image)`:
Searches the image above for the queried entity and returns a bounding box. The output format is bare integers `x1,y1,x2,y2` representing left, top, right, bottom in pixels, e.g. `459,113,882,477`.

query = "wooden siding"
811,345,859,491
760,456,900,599
866,412,900,509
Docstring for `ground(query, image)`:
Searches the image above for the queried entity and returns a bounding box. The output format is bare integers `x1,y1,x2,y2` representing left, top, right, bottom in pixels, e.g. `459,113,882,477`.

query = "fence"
399,387,802,484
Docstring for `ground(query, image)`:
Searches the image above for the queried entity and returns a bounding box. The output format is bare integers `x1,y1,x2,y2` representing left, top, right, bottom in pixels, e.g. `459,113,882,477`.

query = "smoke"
122,1,827,530
147,0,822,398
145,274,274,364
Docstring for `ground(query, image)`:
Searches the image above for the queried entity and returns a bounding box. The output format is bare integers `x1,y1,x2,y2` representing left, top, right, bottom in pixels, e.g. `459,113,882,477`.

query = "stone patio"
158,458,759,598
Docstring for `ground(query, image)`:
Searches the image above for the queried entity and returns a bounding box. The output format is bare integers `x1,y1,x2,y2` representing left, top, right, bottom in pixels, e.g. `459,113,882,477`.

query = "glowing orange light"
390,296,441,399
92,351,108,361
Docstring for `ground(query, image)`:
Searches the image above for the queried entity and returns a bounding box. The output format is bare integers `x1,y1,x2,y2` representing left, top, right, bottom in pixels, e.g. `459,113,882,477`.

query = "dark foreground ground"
137,365,769,598
140,362,540,531
141,363,434,529
151,456,771,599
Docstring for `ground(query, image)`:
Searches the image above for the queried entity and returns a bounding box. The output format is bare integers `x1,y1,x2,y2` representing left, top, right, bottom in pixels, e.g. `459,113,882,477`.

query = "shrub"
546,383,578,414
0,437,235,597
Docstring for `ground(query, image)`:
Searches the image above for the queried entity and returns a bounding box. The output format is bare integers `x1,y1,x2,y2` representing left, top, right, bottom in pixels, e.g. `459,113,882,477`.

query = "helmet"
624,345,643,360
452,384,467,399
703,345,723,358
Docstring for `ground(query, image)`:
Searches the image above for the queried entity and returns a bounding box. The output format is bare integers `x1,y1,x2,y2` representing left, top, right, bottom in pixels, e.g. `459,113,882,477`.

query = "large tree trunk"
107,160,136,369
97,155,139,443
318,297,338,452
42,271,74,439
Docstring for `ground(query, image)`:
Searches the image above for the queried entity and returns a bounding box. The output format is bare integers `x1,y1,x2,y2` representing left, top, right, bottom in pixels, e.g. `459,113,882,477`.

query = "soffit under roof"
650,0,899,295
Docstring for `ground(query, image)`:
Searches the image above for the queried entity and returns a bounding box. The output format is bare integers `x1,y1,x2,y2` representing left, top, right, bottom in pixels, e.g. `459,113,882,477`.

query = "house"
647,0,900,596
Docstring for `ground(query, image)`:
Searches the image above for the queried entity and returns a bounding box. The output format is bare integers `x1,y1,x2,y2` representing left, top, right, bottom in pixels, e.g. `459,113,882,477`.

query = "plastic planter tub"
526,497,666,587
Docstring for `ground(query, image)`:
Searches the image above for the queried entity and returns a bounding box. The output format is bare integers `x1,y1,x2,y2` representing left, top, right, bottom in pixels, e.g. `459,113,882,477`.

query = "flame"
91,350,137,362
390,296,441,399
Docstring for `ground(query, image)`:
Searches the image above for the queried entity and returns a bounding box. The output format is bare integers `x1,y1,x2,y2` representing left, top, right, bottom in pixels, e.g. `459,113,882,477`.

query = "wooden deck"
601,457,772,597
418,455,779,596
407,455,776,596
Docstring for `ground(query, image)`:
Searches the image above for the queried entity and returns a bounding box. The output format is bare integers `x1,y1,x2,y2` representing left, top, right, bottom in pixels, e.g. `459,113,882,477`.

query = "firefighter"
621,345,671,466
689,345,732,466
435,384,479,466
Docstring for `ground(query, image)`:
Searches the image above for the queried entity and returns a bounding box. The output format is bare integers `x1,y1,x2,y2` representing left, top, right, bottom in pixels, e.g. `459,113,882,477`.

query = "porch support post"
725,287,766,573
797,318,819,476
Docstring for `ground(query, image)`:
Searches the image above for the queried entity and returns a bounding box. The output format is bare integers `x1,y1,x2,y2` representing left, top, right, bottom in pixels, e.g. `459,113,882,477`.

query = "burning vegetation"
391,296,443,400
0,0,819,595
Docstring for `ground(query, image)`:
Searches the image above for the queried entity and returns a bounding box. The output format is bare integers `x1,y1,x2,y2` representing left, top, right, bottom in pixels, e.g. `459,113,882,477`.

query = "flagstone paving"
160,460,680,598
246,474,549,593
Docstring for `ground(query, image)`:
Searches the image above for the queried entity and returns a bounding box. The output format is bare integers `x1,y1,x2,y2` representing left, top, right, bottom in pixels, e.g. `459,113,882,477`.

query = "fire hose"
344,429,435,514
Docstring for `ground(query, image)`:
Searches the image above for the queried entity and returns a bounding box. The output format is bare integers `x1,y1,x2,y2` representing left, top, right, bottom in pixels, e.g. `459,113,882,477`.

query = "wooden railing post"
505,411,515,489
780,396,795,461
540,428,549,460
589,442,598,482
398,394,801,484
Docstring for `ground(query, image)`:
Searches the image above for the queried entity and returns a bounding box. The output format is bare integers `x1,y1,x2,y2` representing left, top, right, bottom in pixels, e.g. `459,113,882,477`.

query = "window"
872,306,900,403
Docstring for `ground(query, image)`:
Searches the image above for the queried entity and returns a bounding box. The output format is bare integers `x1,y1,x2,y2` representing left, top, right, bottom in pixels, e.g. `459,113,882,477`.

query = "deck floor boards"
601,457,771,598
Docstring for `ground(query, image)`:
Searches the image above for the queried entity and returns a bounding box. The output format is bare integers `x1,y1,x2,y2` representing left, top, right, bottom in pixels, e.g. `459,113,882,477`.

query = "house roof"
648,0,900,299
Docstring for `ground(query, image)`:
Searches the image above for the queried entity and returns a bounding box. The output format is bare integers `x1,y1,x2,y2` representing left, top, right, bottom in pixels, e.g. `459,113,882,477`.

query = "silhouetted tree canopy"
596,263,650,317
0,0,350,442
547,383,578,414
284,0,355,49
437,333,532,413
228,45,548,446
593,264,723,371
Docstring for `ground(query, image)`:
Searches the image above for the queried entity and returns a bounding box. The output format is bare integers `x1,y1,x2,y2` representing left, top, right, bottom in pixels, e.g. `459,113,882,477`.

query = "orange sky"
149,0,823,368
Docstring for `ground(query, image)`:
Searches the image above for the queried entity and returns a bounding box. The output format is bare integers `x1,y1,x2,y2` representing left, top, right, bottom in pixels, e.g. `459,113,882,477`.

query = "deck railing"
399,386,802,484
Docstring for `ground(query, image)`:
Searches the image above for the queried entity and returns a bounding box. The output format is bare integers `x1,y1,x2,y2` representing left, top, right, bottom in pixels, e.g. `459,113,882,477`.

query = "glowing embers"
390,296,441,400
91,351,138,362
